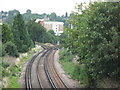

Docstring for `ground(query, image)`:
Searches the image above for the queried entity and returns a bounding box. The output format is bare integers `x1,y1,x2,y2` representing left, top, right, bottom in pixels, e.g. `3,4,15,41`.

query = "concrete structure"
43,21,64,36
36,19,64,36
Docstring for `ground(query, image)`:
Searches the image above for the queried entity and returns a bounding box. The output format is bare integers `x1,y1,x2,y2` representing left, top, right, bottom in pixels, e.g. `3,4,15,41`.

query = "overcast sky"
0,0,90,16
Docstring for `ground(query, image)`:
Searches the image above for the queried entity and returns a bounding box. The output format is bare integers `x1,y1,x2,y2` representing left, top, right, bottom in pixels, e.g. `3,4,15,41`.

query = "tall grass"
59,49,90,87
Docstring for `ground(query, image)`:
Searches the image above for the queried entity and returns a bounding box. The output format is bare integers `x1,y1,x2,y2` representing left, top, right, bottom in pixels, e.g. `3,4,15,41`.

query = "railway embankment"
54,49,80,88
58,49,120,88
2,45,43,88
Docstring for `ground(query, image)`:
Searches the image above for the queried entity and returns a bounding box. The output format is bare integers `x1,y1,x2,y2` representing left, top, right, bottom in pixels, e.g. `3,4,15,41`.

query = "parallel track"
25,50,46,89
25,48,69,89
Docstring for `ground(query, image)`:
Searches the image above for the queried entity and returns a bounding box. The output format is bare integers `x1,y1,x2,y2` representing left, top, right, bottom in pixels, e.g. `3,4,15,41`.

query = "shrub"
2,45,6,56
0,41,6,57
72,64,91,87
4,42,19,57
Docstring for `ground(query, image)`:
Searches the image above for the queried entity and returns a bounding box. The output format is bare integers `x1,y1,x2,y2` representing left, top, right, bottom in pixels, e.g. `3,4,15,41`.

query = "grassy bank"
59,49,90,87
2,46,42,88
59,49,120,88
59,49,76,78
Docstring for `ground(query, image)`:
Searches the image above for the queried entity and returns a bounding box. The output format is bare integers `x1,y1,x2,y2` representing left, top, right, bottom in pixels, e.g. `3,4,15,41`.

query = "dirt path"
54,50,80,88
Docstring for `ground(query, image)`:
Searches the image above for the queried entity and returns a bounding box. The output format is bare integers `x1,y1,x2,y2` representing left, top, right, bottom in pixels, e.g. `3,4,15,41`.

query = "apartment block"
37,19,64,36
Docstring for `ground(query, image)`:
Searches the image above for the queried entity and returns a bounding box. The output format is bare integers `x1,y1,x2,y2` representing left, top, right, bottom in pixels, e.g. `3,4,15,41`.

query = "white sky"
0,0,90,16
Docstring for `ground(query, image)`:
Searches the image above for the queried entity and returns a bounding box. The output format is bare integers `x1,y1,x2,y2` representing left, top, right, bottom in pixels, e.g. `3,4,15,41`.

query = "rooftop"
44,21,64,24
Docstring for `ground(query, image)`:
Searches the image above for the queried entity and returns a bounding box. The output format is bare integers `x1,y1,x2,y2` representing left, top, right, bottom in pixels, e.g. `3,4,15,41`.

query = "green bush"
4,42,19,57
0,41,6,57
2,45,6,56
2,61,10,77
72,64,91,87
62,2,120,86
22,45,28,52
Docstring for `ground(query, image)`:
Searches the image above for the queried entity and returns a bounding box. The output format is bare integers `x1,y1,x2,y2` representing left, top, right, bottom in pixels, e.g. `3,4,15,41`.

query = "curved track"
25,48,69,89
25,50,47,89
45,50,68,89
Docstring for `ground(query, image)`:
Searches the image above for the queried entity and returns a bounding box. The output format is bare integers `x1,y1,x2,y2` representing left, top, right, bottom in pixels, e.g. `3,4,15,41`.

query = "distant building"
44,16,50,21
36,19,64,36
43,21,64,36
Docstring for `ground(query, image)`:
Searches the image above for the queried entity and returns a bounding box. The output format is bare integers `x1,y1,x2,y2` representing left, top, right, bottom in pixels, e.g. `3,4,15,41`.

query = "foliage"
62,2,120,86
59,49,75,77
8,76,20,88
12,13,33,53
59,49,90,87
47,30,58,44
27,20,58,44
73,64,90,87
5,10,19,25
2,61,21,88
4,42,19,57
48,30,55,35
26,20,46,43
22,10,66,22
59,32,67,45
2,61,10,77
1,42,6,57
2,23,14,44
2,45,42,88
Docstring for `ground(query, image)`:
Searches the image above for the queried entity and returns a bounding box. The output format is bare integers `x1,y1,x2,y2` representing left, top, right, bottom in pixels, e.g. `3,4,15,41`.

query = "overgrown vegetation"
60,2,120,87
2,47,42,88
26,20,58,44
59,49,90,87
1,12,58,57
13,13,34,53
59,49,75,76
2,61,21,88
1,11,58,88
4,42,19,57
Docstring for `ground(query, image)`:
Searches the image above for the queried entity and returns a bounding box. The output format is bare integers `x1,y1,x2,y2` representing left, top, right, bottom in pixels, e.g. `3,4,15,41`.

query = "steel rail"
36,49,50,90
25,50,44,90
52,50,69,89
44,49,57,89
44,49,69,89
25,47,69,89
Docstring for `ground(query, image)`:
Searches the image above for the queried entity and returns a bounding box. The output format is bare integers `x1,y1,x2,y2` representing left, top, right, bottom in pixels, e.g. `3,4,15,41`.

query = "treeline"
23,9,67,22
61,2,120,87
1,9,69,25
1,12,57,57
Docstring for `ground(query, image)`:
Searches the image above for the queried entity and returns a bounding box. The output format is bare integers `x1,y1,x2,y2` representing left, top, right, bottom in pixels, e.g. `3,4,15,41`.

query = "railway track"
25,48,69,89
45,50,68,89
25,51,43,90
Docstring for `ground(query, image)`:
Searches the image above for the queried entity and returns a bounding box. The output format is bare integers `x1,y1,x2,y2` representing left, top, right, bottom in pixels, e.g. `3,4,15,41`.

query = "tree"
13,13,33,53
62,2,120,86
50,12,57,21
2,23,14,43
26,9,31,14
47,30,58,44
26,20,46,43
27,20,58,44
4,41,19,57
48,30,55,36
5,10,19,25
